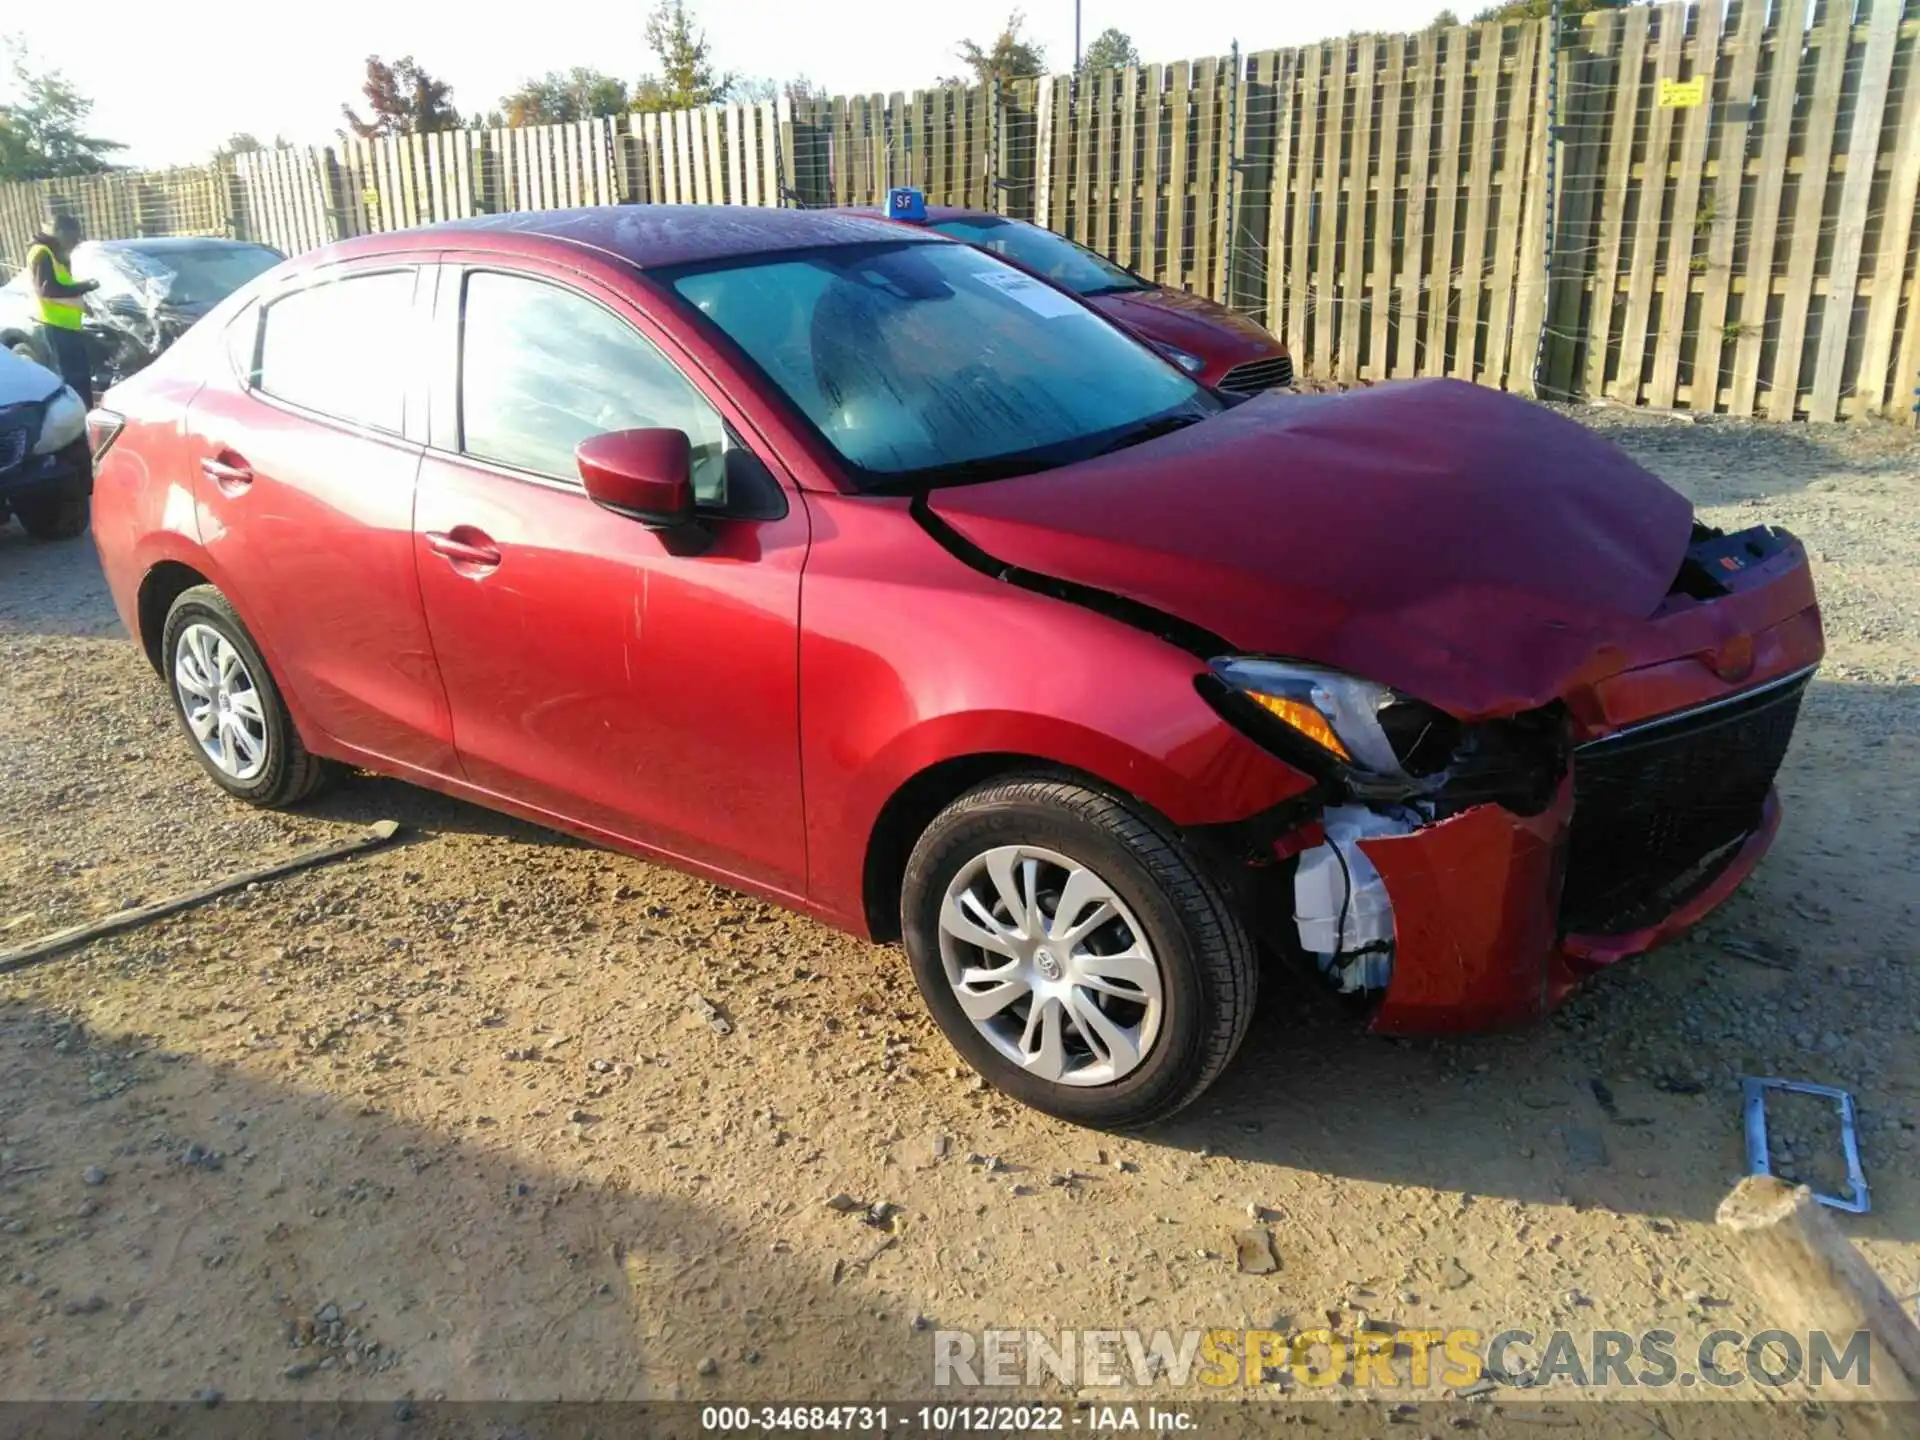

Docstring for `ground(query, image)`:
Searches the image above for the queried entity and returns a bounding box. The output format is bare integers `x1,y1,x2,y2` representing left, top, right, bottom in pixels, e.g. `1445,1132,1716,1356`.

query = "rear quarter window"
256,270,415,433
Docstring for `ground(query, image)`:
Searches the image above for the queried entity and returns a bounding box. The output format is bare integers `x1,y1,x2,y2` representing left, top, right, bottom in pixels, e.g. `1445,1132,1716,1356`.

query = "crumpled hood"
925,379,1697,717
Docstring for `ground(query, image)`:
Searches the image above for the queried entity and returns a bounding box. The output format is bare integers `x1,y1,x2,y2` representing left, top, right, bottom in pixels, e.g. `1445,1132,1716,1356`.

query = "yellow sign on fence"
1659,77,1706,108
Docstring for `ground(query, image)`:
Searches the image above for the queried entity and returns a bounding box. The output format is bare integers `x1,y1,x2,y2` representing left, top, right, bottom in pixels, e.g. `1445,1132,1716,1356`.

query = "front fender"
797,492,1313,932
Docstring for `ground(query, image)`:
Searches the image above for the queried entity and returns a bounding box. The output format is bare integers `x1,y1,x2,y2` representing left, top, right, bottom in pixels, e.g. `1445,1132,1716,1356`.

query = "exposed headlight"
1209,658,1458,784
1153,341,1208,376
33,386,87,455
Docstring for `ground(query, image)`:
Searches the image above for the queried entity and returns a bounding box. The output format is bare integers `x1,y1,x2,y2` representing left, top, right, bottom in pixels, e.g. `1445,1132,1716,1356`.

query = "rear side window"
256,270,415,433
458,270,728,502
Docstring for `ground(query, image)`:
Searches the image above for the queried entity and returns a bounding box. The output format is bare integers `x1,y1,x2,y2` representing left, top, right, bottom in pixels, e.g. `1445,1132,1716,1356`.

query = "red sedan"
88,207,1822,1128
862,204,1294,395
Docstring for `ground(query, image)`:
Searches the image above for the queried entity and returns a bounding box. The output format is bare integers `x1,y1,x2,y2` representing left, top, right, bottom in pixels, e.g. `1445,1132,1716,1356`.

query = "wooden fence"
4,0,1917,422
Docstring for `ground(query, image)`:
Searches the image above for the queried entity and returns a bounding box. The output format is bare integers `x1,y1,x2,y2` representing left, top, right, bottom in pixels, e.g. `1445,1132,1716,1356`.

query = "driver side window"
459,270,729,504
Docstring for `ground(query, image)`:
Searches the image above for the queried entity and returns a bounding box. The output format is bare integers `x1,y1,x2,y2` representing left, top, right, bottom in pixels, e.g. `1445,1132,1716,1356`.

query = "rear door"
411,259,809,894
187,261,456,775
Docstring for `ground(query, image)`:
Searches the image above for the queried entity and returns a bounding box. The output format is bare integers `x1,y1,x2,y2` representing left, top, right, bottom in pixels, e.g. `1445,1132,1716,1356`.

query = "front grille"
0,425,27,475
1219,353,1294,394
1559,667,1812,935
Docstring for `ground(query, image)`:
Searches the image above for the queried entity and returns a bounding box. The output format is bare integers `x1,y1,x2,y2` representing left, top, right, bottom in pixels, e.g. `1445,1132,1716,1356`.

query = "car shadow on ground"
0,993,939,1403
302,773,595,853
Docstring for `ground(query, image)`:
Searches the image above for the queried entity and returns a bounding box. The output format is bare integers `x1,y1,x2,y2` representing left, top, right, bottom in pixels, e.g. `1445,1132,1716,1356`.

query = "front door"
412,264,809,895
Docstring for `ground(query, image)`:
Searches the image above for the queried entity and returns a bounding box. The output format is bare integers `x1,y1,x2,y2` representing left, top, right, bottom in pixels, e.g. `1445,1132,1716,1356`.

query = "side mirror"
577,429,696,530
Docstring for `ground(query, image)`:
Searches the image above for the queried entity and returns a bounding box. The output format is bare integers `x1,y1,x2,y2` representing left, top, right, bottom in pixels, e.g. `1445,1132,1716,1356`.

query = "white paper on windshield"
973,270,1081,319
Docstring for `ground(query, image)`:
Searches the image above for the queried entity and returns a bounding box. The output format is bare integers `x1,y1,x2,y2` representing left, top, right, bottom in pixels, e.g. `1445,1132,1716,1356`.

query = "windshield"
928,216,1150,297
665,241,1211,488
86,244,282,308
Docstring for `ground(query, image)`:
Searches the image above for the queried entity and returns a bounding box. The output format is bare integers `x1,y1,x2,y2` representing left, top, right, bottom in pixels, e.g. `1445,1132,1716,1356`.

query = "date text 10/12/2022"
700,1407,1194,1432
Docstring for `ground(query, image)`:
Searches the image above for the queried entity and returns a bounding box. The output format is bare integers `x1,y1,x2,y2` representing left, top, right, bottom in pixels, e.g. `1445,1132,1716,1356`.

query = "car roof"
310,205,945,273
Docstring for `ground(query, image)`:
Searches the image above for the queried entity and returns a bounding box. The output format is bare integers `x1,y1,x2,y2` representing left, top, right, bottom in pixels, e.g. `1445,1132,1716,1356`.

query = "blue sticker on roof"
884,187,928,223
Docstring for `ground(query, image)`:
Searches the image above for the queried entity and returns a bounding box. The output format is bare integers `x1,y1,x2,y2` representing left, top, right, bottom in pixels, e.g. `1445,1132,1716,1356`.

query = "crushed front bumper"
1295,526,1825,1035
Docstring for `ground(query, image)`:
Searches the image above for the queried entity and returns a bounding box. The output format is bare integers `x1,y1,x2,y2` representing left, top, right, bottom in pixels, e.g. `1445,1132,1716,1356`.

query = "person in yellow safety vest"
26,214,101,407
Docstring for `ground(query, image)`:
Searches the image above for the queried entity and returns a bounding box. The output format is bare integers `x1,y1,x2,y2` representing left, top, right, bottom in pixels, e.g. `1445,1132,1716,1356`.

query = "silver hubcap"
936,844,1164,1087
173,623,268,782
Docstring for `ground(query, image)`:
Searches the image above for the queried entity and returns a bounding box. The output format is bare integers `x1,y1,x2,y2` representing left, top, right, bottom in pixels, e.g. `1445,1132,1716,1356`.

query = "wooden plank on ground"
1768,0,1852,420
1809,0,1901,420
1426,26,1469,376
1582,4,1652,398
1717,1177,1920,1402
1487,18,1544,392
1453,22,1504,382
1855,6,1920,414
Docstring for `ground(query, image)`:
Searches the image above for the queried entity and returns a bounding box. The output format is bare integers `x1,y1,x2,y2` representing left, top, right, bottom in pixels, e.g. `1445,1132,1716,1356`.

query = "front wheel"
901,776,1258,1129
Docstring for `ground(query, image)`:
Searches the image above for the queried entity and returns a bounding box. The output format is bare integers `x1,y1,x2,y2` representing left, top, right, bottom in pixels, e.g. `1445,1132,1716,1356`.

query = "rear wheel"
11,494,88,541
161,585,332,807
900,776,1257,1129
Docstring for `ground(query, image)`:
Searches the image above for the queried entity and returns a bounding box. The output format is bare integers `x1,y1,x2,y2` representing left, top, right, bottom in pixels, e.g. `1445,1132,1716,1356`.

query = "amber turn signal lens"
1244,691,1352,761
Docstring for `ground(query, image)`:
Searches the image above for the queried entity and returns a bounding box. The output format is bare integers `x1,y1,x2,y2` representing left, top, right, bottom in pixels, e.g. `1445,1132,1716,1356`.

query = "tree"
214,132,291,160
1473,0,1629,20
631,1,735,113
0,41,124,181
498,68,629,126
1428,8,1461,26
954,12,1046,87
733,75,819,105
1081,27,1139,71
341,54,459,139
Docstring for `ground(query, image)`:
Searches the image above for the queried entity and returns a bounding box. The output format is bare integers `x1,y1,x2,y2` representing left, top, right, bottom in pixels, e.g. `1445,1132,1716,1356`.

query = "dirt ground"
1,406,1917,1422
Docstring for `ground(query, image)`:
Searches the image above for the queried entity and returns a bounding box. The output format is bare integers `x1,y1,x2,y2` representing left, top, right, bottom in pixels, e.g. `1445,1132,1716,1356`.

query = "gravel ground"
0,406,1916,1422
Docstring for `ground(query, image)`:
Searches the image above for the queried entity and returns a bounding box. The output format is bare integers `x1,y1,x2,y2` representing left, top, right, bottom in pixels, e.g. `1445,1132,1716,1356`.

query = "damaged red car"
88,208,1823,1128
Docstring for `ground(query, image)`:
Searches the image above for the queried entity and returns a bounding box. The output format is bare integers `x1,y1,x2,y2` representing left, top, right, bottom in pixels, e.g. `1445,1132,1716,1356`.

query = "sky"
5,0,1449,170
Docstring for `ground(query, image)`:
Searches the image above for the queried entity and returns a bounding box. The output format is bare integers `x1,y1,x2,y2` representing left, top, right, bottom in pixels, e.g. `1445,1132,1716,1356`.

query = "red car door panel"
413,264,807,894
188,266,454,773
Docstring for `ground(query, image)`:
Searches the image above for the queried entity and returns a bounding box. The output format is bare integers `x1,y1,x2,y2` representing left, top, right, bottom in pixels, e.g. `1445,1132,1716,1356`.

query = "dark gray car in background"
2,236,283,394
